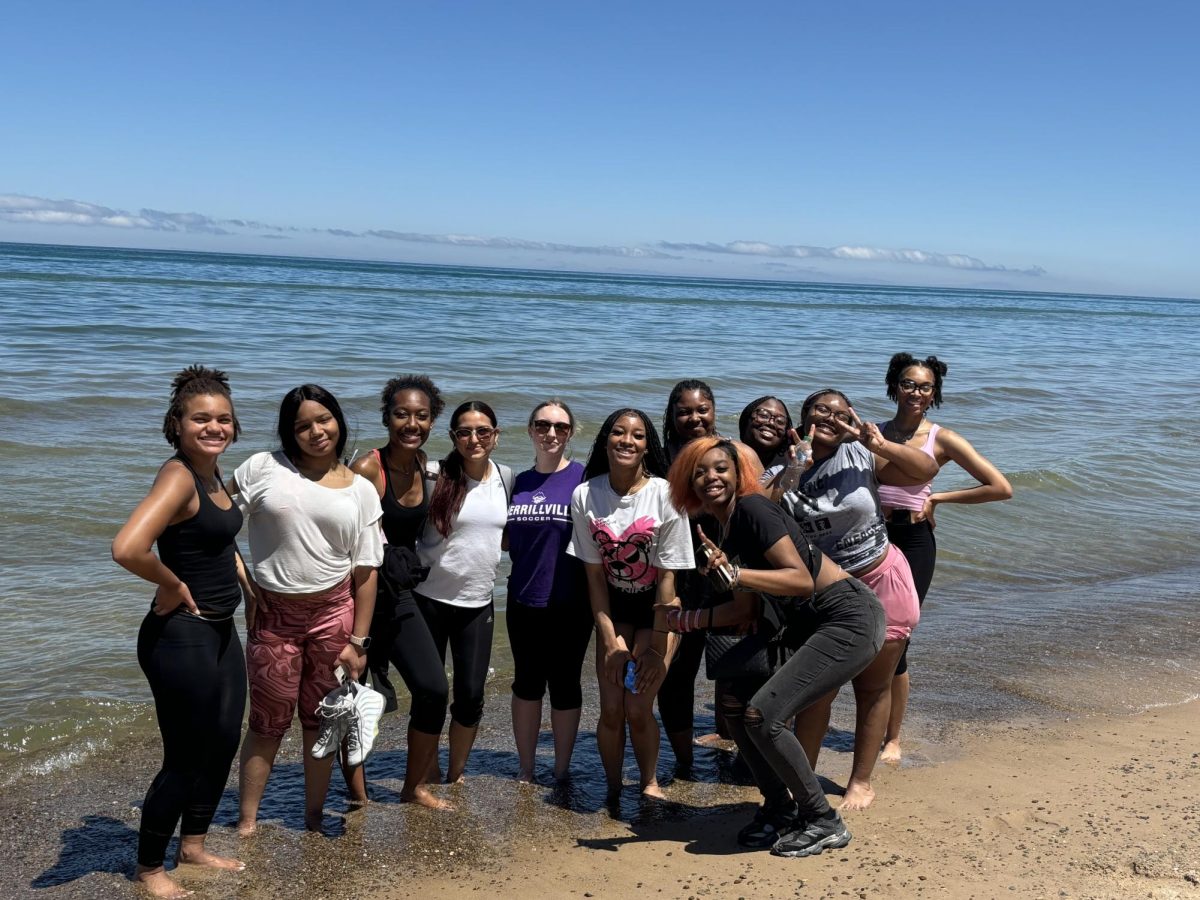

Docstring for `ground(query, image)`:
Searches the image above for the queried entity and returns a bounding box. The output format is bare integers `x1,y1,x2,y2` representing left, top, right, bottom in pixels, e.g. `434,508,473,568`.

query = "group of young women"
114,353,1011,894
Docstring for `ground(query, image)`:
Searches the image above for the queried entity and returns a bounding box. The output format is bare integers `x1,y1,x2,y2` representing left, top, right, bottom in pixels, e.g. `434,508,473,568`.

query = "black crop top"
155,455,243,617
376,448,429,549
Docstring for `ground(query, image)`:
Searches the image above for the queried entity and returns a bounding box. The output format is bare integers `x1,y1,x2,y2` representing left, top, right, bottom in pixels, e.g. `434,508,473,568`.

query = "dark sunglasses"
532,419,571,435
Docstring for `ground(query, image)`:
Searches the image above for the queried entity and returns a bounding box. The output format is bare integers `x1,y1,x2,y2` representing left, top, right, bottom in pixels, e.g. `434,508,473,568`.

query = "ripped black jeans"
719,578,885,818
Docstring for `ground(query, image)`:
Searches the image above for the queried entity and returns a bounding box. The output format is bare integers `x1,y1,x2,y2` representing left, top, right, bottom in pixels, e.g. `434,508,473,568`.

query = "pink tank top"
876,423,940,512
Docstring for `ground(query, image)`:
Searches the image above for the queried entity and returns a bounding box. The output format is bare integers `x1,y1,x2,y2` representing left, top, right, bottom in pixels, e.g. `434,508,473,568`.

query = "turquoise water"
2,240,1199,780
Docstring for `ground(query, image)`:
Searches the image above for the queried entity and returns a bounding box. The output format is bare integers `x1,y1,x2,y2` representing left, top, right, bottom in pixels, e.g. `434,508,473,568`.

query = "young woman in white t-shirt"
415,400,511,784
230,384,383,834
567,408,694,799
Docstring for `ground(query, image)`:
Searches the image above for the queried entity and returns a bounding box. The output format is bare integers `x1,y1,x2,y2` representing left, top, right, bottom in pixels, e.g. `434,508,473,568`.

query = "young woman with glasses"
739,396,795,472
877,353,1012,764
505,400,591,782
567,408,694,799
416,400,513,784
780,389,938,812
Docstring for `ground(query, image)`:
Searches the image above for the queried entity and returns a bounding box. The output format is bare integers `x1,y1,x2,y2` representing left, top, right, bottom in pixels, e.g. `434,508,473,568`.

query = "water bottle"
623,659,638,694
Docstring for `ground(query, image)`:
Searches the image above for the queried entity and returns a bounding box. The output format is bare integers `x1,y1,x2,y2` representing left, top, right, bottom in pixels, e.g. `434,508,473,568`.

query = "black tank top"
155,455,243,617
377,448,428,549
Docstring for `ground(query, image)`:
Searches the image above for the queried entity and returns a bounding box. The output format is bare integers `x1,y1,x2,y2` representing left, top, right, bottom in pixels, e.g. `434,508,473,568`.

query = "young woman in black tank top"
349,374,453,810
112,366,251,899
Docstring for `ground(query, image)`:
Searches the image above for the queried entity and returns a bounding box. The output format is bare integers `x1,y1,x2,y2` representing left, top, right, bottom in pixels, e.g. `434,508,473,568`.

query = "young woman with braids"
567,408,694,798
231,384,383,834
349,375,452,808
415,400,513,784
780,389,938,811
113,365,250,898
658,379,719,770
665,437,884,856
877,353,1012,764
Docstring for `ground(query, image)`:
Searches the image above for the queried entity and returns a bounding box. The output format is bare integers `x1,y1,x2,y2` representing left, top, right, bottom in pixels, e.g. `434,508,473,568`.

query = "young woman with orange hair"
665,437,884,857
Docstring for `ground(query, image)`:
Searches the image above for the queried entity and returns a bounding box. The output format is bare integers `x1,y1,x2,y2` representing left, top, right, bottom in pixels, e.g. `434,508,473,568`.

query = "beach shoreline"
366,699,1200,900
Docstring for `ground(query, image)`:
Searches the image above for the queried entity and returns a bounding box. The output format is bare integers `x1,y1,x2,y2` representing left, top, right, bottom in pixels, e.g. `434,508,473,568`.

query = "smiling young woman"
230,384,383,834
876,353,1013,764
112,365,250,899
567,408,694,799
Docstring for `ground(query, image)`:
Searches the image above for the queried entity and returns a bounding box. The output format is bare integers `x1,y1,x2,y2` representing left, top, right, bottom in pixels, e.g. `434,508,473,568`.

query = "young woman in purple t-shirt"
505,400,590,782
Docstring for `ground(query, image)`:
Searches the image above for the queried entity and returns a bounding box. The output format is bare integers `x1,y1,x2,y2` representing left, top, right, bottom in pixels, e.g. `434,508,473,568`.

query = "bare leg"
594,641,628,795
794,689,836,770
402,727,452,809
550,706,582,780
339,750,368,805
301,727,337,831
133,866,193,898
237,730,282,835
626,691,665,798
842,640,905,811
175,834,244,870
512,695,543,782
445,720,478,784
881,670,910,764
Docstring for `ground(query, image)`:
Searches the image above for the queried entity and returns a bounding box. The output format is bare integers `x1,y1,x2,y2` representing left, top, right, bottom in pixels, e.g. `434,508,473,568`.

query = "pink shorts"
857,544,920,642
246,578,354,738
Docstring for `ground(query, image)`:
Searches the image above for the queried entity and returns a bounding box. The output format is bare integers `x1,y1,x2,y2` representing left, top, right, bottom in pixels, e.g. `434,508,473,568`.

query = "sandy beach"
381,701,1199,900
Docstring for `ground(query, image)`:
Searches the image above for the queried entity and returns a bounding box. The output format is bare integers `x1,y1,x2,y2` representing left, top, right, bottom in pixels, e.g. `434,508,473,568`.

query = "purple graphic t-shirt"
506,461,586,608
566,476,694,594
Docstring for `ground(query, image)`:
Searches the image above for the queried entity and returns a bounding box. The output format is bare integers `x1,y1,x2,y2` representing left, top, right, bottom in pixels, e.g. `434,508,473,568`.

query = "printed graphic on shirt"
589,515,657,592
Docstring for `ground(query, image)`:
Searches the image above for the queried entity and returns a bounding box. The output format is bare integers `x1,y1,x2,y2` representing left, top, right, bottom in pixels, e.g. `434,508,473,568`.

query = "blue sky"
2,1,1196,297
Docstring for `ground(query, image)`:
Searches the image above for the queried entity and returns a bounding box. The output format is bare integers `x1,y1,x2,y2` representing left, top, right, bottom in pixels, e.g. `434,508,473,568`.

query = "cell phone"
702,544,736,591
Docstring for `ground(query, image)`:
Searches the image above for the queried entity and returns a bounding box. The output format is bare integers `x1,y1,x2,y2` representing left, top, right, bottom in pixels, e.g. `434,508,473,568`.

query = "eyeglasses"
809,403,853,425
751,408,788,428
452,426,496,441
532,419,571,435
899,379,935,396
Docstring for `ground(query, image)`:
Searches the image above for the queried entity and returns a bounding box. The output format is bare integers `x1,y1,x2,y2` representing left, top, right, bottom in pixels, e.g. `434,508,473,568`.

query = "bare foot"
640,782,666,800
444,771,466,785
516,769,535,784
693,732,729,748
234,820,257,838
880,739,902,765
176,845,246,871
839,778,876,811
133,866,193,899
304,813,326,834
401,785,454,810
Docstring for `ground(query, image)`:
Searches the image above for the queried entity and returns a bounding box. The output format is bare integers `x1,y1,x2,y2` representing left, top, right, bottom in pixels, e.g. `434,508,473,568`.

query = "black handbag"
704,593,786,680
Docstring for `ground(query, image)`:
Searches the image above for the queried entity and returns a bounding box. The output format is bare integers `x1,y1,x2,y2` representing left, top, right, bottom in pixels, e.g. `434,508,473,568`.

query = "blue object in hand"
624,659,638,694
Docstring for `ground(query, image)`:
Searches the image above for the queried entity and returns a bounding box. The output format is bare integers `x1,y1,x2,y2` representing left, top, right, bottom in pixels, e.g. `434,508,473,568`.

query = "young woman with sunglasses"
416,400,512,784
781,389,937,812
113,366,249,898
877,354,1012,764
350,374,452,808
658,380,720,770
505,401,590,782
231,384,383,834
567,408,694,799
665,437,885,856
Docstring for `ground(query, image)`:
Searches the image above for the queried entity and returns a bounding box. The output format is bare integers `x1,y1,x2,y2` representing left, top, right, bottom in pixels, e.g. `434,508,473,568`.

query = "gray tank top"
782,440,887,573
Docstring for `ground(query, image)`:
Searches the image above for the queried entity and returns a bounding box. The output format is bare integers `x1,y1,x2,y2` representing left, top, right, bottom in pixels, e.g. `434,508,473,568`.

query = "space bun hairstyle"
885,353,948,407
162,364,240,448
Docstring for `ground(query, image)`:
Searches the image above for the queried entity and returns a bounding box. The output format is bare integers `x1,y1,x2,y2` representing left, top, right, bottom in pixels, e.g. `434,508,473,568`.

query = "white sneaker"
311,682,356,759
345,682,385,766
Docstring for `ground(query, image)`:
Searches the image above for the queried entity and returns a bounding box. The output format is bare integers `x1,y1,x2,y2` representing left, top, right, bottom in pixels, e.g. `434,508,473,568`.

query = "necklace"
887,418,924,443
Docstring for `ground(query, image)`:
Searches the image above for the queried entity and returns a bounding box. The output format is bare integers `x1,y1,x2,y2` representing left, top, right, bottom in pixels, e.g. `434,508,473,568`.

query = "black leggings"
657,568,713,735
364,589,451,734
136,611,246,868
415,594,494,729
740,579,885,819
886,519,937,675
506,600,594,710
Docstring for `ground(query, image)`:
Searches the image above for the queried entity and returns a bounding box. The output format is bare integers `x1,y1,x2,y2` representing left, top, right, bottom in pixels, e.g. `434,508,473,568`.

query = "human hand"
153,581,199,617
633,647,667,694
915,495,939,529
337,643,366,682
694,524,731,576
603,641,632,686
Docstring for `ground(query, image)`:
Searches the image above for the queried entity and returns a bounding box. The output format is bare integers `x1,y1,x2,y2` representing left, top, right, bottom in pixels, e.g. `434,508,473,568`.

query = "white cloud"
0,192,1045,275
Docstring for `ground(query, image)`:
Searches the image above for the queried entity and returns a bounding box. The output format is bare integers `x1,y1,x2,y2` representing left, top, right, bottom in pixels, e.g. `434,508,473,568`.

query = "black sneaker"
736,802,798,849
770,812,852,858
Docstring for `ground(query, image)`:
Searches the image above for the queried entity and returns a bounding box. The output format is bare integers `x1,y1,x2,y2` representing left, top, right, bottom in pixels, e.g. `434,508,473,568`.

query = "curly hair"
662,379,716,455
379,374,445,425
583,408,669,481
885,353,948,407
162,364,240,448
428,400,498,538
667,437,764,516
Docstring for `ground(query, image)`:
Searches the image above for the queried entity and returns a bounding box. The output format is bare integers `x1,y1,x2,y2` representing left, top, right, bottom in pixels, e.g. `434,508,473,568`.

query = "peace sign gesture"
831,407,886,452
